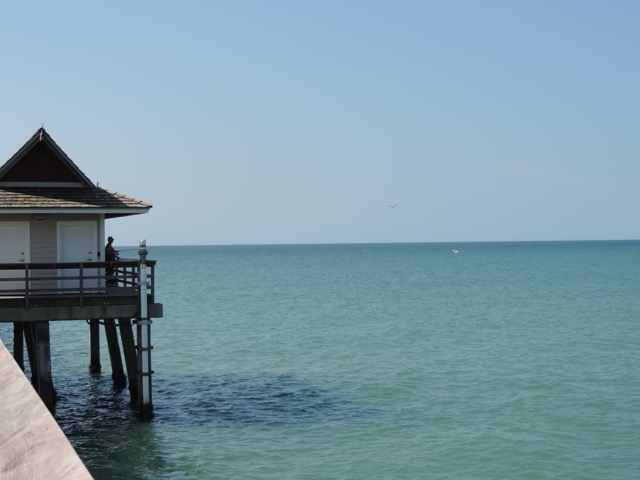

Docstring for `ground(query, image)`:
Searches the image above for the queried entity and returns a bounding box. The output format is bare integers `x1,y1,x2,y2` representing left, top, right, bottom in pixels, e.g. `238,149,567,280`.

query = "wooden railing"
0,259,156,307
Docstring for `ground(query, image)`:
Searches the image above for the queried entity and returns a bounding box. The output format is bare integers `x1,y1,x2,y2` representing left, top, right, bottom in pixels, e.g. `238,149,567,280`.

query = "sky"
1,0,638,246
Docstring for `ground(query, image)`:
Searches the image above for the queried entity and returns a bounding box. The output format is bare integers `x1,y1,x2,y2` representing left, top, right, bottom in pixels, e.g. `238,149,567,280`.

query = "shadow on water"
153,373,369,428
52,372,372,478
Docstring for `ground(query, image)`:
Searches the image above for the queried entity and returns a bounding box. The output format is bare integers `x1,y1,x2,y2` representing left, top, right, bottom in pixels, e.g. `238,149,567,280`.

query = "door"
58,221,99,291
0,222,30,293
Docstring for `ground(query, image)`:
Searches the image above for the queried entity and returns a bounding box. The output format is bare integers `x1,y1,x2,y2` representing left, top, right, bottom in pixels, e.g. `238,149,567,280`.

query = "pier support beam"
136,318,152,417
24,322,37,379
88,319,101,373
119,318,139,400
104,318,126,387
13,321,24,371
23,322,56,411
136,239,153,418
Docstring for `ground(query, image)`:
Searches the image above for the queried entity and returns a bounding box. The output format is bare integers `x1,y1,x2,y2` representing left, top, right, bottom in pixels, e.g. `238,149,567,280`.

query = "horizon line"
113,238,640,248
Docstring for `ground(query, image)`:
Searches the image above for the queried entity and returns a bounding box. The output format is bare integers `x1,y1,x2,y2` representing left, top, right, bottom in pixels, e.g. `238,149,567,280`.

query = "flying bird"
388,205,398,209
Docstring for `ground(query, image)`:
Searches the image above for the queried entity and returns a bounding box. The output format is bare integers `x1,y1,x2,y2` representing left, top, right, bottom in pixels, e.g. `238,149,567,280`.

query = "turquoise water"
1,241,639,479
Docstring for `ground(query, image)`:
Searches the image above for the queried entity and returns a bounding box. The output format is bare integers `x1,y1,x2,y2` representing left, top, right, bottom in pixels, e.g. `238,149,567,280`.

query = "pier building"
0,128,163,417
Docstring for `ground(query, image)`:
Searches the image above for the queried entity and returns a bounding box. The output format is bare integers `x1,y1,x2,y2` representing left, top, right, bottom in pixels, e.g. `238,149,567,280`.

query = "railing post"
136,239,153,418
24,264,29,308
79,264,84,306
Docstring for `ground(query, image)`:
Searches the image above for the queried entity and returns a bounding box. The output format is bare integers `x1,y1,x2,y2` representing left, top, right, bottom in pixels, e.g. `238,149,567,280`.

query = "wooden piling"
104,318,126,387
118,318,139,400
23,321,56,412
13,321,24,371
88,319,101,373
23,322,37,380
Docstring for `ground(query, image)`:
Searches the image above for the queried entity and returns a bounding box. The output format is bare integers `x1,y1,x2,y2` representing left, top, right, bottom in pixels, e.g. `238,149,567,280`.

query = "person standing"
105,236,118,261
105,236,118,285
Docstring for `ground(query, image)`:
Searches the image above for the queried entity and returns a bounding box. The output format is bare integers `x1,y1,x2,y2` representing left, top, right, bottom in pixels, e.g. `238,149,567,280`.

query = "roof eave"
0,207,151,216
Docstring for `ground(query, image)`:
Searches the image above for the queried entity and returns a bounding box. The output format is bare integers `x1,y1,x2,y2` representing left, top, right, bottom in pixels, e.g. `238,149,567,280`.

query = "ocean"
1,241,639,479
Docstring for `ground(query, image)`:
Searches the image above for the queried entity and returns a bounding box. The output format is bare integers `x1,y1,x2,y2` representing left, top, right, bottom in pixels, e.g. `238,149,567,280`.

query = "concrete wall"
0,340,93,479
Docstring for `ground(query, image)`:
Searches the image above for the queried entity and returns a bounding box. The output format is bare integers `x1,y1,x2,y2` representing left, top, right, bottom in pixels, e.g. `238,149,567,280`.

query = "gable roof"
0,128,151,218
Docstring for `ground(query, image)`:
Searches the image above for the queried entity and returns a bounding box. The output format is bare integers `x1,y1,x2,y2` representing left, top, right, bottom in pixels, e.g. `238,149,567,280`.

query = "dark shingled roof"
0,128,151,218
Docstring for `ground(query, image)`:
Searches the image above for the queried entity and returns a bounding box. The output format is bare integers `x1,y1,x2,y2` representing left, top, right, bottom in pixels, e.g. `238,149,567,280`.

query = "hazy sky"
1,1,638,246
